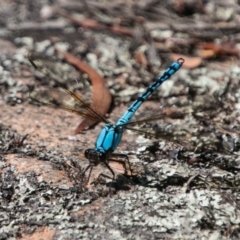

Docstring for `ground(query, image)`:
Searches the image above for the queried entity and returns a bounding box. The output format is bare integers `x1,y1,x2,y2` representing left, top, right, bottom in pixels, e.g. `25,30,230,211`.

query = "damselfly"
28,51,184,183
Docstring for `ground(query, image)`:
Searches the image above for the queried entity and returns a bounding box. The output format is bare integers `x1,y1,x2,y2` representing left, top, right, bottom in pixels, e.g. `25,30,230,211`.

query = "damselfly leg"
81,152,132,184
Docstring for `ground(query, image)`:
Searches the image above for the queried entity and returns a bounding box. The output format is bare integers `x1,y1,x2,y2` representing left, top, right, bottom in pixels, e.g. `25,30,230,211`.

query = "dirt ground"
1,0,240,239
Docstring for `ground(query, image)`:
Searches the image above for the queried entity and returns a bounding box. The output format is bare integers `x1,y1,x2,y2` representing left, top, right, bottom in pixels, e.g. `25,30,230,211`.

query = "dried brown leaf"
56,49,112,133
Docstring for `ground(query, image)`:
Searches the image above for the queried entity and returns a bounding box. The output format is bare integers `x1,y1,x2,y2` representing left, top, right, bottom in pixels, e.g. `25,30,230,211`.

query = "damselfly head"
84,149,107,165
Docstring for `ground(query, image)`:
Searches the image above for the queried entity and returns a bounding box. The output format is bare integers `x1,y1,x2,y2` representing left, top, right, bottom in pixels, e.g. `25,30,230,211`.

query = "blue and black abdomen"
116,58,184,126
